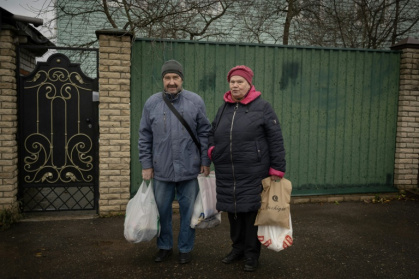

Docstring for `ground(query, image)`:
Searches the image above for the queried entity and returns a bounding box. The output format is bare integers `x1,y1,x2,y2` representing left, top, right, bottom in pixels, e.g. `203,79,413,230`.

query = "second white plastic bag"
257,214,293,252
190,173,221,229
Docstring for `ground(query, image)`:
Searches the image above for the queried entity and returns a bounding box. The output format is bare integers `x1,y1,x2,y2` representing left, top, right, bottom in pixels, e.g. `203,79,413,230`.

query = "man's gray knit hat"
161,59,184,80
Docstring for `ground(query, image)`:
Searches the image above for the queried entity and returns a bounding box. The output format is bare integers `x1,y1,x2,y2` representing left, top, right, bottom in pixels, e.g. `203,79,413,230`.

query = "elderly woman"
208,65,286,272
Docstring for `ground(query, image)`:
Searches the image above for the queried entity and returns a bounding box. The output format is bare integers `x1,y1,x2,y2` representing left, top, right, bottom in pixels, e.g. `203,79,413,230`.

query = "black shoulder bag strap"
162,93,201,151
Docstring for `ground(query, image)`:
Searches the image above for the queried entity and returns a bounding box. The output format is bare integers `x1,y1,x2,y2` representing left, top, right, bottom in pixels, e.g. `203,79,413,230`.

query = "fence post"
0,29,19,212
391,37,419,191
95,29,134,215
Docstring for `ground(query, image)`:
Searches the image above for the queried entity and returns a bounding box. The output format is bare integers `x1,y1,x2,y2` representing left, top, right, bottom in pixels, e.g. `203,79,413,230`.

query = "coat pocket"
212,144,228,163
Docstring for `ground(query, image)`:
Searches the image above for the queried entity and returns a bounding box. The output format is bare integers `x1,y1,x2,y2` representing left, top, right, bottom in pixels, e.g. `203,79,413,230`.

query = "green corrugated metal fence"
130,39,400,196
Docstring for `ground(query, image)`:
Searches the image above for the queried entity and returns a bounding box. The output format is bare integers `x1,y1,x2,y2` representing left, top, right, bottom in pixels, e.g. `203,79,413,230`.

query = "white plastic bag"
190,173,221,229
124,180,160,243
195,212,222,229
197,173,218,218
190,190,222,229
257,214,293,252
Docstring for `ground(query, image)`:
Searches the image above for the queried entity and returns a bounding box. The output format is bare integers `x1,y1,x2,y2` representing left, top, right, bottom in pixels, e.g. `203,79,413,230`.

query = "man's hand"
201,166,210,176
142,168,154,180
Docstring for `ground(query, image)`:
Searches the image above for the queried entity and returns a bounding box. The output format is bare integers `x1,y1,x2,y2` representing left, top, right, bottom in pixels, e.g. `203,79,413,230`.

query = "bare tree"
228,0,287,44
43,0,235,47
283,0,305,45
356,0,419,47
229,0,324,45
293,0,419,49
32,0,419,49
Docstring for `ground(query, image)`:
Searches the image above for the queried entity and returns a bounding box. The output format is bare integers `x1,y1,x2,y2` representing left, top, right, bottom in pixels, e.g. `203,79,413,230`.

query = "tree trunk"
283,0,295,45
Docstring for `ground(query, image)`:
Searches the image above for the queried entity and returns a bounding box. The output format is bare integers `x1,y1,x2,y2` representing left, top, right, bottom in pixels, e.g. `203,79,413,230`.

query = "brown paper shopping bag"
254,177,292,229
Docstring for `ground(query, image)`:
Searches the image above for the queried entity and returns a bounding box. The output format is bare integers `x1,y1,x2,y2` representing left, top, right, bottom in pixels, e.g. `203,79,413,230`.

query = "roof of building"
0,7,54,55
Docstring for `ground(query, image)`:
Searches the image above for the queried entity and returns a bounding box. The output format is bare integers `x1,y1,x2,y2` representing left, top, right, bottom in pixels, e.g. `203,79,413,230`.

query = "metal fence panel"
130,39,400,196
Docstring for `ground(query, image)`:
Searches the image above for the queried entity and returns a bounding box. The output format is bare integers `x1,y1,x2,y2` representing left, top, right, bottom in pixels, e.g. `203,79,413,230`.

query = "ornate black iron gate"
18,50,99,212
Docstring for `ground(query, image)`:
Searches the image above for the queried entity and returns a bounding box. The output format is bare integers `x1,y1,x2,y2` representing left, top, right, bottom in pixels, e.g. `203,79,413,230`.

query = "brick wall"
95,29,133,215
18,48,36,75
393,42,419,190
0,29,19,210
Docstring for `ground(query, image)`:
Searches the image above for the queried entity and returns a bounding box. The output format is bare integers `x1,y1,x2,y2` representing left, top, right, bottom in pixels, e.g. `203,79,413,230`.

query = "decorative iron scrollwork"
23,63,94,184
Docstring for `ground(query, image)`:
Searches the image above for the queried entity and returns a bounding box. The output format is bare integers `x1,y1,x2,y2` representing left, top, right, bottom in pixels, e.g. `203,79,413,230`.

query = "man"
138,59,211,264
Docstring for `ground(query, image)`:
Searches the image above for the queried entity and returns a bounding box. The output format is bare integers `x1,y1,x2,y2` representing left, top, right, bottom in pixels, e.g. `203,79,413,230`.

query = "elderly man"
138,59,211,264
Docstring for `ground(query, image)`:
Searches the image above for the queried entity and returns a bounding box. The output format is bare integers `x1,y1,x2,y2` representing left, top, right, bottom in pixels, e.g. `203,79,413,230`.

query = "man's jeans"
153,178,199,253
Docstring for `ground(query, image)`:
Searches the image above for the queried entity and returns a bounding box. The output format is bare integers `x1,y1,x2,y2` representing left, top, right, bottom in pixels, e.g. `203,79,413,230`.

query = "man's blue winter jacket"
138,90,211,182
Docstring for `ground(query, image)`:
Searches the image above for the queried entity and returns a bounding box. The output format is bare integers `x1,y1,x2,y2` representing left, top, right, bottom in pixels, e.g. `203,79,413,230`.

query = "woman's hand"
270,175,281,182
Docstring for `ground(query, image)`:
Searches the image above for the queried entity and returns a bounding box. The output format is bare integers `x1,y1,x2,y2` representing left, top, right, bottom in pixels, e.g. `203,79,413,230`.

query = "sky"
0,0,55,38
1,0,47,17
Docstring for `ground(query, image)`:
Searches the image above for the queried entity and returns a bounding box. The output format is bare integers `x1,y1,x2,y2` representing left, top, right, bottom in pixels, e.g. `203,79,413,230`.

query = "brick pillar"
95,29,134,215
0,29,19,210
391,37,419,190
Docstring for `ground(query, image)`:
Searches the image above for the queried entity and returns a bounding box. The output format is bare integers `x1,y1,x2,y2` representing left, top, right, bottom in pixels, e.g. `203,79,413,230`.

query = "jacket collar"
164,89,183,101
223,85,261,104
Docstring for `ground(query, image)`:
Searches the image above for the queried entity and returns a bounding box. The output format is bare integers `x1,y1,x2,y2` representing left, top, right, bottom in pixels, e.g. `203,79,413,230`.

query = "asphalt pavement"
0,193,418,279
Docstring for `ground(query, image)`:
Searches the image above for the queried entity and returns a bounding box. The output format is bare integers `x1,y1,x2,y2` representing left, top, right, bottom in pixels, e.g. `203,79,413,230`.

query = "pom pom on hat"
227,65,254,85
161,60,184,80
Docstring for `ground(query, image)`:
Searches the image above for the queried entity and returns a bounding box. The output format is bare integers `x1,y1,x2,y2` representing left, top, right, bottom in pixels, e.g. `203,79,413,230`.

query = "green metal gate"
130,39,400,196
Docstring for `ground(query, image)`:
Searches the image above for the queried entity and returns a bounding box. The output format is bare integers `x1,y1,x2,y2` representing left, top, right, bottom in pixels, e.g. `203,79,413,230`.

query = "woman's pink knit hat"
227,65,254,85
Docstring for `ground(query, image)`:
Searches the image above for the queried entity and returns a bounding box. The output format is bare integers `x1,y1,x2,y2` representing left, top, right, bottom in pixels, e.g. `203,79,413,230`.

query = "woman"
208,65,286,272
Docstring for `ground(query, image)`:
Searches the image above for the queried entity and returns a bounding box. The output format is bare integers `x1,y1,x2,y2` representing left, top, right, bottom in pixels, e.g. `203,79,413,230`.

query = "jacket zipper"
230,103,239,219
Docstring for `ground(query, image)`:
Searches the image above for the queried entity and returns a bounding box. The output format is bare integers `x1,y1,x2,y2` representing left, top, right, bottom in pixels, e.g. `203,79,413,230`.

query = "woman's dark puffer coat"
208,86,286,214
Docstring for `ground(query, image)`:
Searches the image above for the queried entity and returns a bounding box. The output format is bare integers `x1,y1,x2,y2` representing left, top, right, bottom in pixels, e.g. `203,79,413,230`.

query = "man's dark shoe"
243,258,258,272
221,251,244,264
179,252,192,264
154,249,172,262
